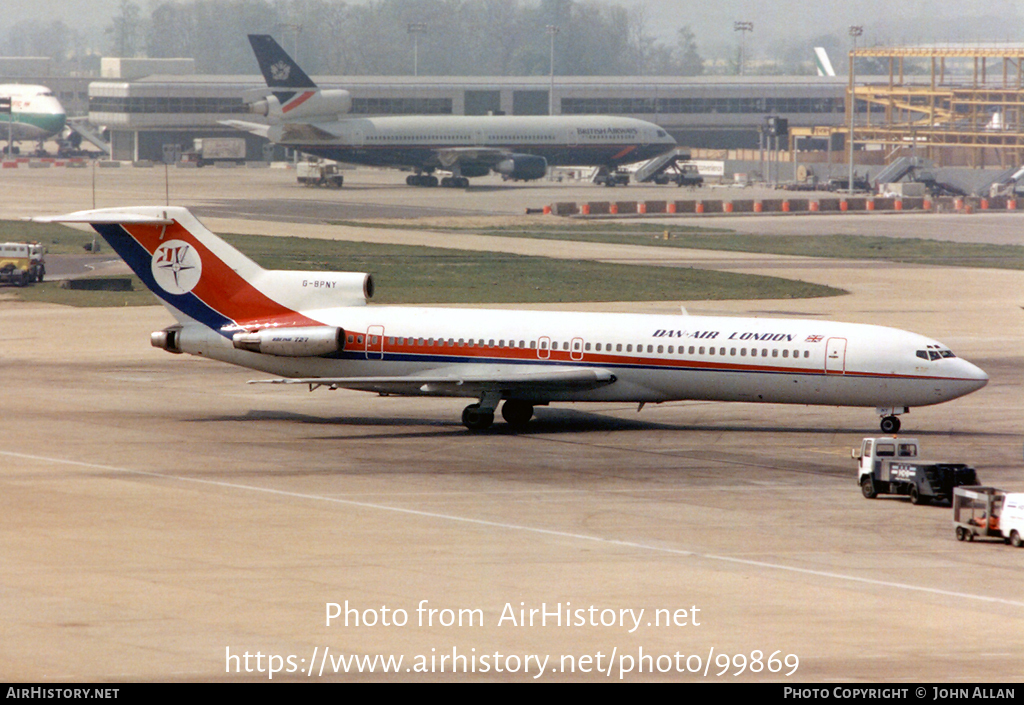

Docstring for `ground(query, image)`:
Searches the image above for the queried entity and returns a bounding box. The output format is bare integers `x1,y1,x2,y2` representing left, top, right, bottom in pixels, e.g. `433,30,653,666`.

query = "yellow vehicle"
0,242,45,286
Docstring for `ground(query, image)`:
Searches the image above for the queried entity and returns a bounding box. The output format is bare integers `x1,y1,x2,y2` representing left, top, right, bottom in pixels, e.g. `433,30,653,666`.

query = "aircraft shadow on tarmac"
187,406,1011,442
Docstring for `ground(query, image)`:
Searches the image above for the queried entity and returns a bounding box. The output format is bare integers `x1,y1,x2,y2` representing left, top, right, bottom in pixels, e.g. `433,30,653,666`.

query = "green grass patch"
9,277,157,308
0,220,103,254
0,221,843,307
220,233,842,304
330,219,1024,269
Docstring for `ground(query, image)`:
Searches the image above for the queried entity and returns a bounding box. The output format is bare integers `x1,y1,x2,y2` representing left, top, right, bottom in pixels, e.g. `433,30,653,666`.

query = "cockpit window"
917,347,957,361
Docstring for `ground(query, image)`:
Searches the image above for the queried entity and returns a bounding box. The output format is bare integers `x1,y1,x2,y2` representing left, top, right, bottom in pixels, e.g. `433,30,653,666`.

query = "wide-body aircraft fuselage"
268,114,676,172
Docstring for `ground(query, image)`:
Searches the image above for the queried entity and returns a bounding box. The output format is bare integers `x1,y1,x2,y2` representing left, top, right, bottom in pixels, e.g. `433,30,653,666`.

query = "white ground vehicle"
0,242,45,286
297,160,344,188
181,138,246,167
953,487,1024,546
854,437,978,504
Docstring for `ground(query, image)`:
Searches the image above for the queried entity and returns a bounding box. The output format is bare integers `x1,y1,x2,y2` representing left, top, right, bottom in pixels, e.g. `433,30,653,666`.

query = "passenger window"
626,344,633,352
596,343,602,351
657,345,663,353
741,348,747,356
782,350,789,358
689,346,695,354
719,348,725,355
617,344,622,352
709,347,715,355
730,348,736,356
698,346,704,354
585,343,591,351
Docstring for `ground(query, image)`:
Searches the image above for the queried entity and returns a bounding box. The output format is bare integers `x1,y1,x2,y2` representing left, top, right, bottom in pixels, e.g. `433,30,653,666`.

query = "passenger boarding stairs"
633,148,692,183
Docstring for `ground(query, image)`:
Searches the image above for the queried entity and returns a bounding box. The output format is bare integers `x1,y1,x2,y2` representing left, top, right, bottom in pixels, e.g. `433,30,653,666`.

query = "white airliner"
224,35,677,187
0,84,66,151
36,206,988,432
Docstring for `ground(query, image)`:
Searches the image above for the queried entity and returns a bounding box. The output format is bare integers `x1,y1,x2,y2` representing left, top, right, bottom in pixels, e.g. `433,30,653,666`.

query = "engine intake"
232,326,346,357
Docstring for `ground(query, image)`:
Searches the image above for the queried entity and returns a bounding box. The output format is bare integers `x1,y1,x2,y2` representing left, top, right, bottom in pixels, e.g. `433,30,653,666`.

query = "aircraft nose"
959,359,989,391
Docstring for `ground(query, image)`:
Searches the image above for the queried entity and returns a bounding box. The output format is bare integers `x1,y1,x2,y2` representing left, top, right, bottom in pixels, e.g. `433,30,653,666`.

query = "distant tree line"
2,0,704,78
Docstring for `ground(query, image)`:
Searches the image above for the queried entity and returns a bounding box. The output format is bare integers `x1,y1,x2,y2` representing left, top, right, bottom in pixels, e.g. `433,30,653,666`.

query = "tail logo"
270,61,291,82
152,240,202,295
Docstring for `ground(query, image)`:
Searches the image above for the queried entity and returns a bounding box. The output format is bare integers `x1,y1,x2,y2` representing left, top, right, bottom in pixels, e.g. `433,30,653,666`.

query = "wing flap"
249,366,616,396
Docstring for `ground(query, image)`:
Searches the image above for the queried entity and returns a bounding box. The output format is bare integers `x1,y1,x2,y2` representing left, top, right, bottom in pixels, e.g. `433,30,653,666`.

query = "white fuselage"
0,84,66,142
179,305,988,409
266,114,677,170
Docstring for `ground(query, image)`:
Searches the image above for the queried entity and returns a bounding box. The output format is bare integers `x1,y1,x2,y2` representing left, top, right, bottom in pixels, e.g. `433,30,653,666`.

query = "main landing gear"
405,173,469,188
461,398,535,431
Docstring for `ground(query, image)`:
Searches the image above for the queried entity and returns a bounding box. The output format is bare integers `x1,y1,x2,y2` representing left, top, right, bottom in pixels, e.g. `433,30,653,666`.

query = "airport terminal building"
85,71,848,162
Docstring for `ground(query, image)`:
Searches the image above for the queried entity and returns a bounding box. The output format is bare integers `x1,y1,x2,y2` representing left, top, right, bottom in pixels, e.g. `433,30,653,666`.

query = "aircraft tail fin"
814,47,836,77
33,207,373,333
249,34,317,90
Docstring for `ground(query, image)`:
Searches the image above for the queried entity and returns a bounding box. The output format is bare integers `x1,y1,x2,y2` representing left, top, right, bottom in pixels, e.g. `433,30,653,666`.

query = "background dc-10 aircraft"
36,207,988,432
224,34,677,188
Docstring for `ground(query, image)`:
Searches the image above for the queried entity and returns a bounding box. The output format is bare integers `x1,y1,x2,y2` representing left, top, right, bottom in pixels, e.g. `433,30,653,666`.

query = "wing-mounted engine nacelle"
232,326,346,357
249,89,352,122
493,154,548,181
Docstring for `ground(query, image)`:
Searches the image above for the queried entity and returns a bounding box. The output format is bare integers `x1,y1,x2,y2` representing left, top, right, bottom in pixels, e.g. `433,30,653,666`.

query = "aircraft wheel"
425,175,438,187
441,176,452,187
501,400,534,429
462,404,494,431
406,174,419,186
456,177,469,188
860,477,877,499
1011,530,1022,548
880,415,901,434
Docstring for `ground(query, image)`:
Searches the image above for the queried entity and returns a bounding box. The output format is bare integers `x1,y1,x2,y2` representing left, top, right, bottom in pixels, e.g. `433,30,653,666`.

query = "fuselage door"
366,325,385,359
825,337,847,374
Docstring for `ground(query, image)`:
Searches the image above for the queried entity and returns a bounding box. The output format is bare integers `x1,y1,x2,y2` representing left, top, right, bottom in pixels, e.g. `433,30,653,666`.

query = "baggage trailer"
953,487,1024,546
853,437,978,504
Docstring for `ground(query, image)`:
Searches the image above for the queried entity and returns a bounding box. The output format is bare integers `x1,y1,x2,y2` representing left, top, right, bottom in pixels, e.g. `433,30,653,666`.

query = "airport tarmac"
1,166,1022,682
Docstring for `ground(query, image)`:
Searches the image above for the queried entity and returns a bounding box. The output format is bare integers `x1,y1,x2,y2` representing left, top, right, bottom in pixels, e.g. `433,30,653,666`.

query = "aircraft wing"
219,119,272,139
220,120,341,142
249,365,616,397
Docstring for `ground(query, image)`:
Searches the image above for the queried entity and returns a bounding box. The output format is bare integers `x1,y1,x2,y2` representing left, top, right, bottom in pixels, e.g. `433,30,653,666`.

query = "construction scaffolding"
796,45,1024,169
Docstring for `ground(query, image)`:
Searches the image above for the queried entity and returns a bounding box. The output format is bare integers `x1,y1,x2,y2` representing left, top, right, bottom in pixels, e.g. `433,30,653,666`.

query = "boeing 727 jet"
224,35,677,187
36,207,988,432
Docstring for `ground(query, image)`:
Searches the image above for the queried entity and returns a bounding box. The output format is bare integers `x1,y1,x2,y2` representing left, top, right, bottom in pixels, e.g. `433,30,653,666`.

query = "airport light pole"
848,25,863,195
276,23,303,63
546,25,560,115
408,23,428,76
734,21,753,76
